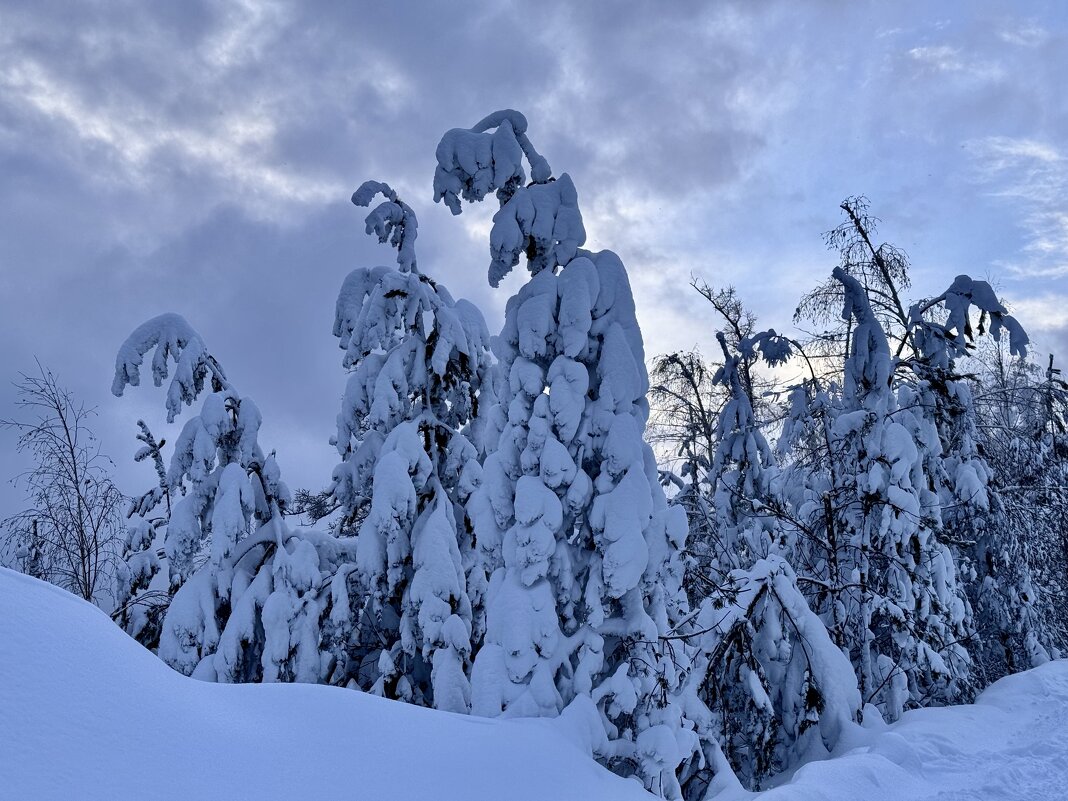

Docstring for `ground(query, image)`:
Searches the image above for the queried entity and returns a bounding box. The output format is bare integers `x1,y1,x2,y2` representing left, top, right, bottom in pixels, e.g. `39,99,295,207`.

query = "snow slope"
722,661,1068,801
3,565,1067,801
0,568,652,801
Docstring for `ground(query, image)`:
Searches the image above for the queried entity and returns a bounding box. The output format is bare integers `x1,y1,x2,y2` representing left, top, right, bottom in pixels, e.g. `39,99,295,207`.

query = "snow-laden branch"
433,109,552,215
834,265,893,399
738,328,793,368
489,174,585,286
912,274,1029,361
469,109,551,184
352,180,419,273
112,313,227,423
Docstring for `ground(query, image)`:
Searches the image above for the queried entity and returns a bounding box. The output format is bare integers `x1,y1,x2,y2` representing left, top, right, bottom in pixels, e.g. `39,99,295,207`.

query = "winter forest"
3,5,1068,801
5,107,1068,799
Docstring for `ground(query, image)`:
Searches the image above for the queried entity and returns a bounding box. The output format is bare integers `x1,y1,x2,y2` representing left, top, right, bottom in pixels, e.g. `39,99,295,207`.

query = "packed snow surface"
3,566,1067,801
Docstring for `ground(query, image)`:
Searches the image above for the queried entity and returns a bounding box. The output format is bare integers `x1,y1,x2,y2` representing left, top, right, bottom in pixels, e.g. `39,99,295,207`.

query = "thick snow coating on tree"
112,312,226,423
489,173,585,286
829,268,972,719
111,315,368,688
330,180,489,710
352,180,419,273
434,109,551,216
437,111,703,798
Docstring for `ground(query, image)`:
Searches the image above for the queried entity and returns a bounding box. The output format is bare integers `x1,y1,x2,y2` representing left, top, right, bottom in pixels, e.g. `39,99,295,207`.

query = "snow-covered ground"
727,660,1068,801
2,565,1066,801
0,568,649,801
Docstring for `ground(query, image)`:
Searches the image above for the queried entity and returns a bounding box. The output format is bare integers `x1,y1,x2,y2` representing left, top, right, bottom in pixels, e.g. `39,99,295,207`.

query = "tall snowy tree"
329,180,489,711
766,203,1037,714
824,267,970,717
436,109,700,797
903,280,1047,681
811,268,1027,717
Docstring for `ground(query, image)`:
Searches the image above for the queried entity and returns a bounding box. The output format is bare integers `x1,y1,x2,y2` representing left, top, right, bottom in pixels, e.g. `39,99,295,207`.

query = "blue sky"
1,0,1066,510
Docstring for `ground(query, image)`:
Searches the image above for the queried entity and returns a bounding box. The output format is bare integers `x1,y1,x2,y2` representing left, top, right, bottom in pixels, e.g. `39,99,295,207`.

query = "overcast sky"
2,0,1067,513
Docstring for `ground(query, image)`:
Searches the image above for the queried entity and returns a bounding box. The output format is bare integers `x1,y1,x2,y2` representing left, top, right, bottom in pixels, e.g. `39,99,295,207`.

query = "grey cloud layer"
1,0,1066,509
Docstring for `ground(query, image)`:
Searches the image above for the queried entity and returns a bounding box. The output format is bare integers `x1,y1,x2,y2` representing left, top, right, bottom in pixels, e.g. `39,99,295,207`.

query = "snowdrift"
721,660,1068,801
3,565,1067,801
0,568,651,801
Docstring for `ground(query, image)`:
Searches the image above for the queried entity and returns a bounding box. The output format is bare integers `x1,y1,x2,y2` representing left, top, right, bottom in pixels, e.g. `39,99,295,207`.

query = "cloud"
1004,292,1068,360
998,21,1050,48
2,0,1067,513
970,136,1068,279
1009,293,1068,330
908,45,966,71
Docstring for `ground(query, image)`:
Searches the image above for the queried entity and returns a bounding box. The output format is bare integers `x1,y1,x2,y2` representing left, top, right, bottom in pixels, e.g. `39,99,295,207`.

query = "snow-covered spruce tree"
435,110,700,797
112,420,169,650
330,181,489,711
113,314,356,683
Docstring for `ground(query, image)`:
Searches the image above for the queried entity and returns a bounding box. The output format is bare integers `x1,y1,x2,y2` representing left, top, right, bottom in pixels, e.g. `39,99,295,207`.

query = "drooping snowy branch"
489,174,586,286
469,109,552,184
909,274,1029,366
834,266,892,400
432,110,583,287
433,109,551,215
112,313,227,423
352,180,419,273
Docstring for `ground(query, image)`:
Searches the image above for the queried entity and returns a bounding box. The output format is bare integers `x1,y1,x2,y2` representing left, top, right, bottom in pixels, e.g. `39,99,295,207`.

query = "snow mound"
731,658,1068,801
0,568,652,801
3,566,1066,801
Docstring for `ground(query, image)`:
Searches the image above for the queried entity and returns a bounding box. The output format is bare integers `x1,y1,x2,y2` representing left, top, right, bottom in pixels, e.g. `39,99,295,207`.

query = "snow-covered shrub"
113,314,355,684
665,330,863,790
695,556,860,789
